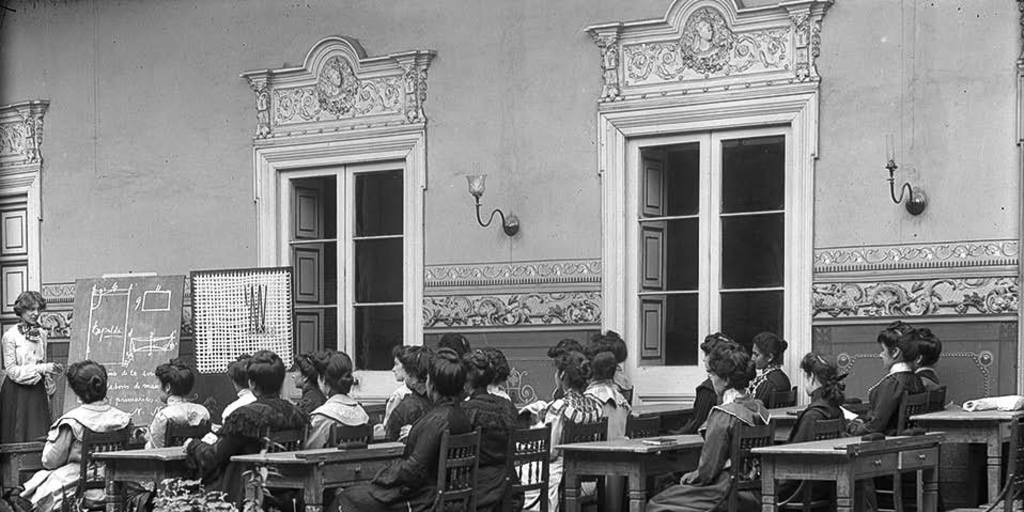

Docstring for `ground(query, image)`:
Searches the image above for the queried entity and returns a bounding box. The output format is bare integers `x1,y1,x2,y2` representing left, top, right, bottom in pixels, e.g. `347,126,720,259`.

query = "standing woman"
748,331,791,404
0,291,60,442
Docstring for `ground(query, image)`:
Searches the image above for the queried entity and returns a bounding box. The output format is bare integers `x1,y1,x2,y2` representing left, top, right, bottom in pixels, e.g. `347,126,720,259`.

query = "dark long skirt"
0,379,50,443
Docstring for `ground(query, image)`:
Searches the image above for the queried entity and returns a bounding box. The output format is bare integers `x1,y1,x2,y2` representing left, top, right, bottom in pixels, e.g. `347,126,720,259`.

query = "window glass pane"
355,305,403,370
720,291,783,348
721,135,784,213
355,238,402,303
665,219,698,290
356,170,403,237
666,144,699,216
721,213,784,289
664,294,699,366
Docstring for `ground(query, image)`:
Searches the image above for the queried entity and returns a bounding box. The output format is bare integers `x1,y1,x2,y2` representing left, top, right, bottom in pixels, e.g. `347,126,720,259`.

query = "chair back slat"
363,404,386,427
435,429,480,512
78,425,132,503
266,427,305,452
896,392,929,433
562,418,608,444
164,420,212,447
328,423,372,448
767,387,799,409
926,386,947,413
727,421,775,511
810,418,845,441
626,415,661,439
504,426,551,512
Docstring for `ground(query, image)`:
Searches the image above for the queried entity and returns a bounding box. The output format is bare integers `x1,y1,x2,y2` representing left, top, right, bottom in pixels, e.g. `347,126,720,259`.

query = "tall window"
287,163,404,370
637,130,787,366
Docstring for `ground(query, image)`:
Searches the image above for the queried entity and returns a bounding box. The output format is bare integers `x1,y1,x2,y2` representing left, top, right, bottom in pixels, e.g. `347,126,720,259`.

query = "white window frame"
254,128,426,400
601,91,818,403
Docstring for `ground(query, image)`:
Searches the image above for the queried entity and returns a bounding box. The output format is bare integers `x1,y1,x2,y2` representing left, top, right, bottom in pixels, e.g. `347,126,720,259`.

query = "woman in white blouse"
0,291,61,442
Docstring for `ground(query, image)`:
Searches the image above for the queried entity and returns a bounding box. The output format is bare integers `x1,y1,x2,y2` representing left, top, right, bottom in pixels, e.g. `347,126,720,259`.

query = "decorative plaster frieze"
814,239,1019,274
813,277,1019,319
586,0,831,102
241,36,435,140
424,259,602,288
422,292,601,329
0,101,48,168
39,311,72,339
41,282,76,305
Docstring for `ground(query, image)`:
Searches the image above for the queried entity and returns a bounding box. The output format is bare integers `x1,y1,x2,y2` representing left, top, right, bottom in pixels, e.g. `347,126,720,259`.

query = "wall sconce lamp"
466,174,519,236
885,135,927,215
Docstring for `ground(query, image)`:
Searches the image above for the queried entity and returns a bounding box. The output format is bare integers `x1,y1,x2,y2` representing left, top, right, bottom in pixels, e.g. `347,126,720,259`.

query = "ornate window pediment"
0,101,48,171
586,0,830,102
240,36,435,140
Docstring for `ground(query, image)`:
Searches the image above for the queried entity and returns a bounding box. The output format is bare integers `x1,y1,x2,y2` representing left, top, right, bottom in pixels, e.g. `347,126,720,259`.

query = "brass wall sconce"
466,174,519,236
885,135,927,215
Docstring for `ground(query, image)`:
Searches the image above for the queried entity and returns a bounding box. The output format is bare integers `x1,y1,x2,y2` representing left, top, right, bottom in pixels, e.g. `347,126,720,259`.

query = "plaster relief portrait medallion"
679,7,734,75
317,55,358,116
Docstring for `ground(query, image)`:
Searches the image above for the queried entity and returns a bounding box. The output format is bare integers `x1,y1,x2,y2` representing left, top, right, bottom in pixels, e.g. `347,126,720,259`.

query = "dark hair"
591,351,618,381
397,346,431,382
310,350,334,376
294,352,318,379
463,349,496,390
706,343,756,391
14,290,46,317
482,347,511,384
752,331,788,365
555,350,592,393
547,338,584,360
915,328,942,367
878,322,919,362
319,351,356,395
155,359,196,396
587,330,627,363
392,345,408,360
800,352,846,408
247,350,286,396
439,333,471,358
700,332,735,356
430,348,467,398
227,354,252,388
67,360,108,403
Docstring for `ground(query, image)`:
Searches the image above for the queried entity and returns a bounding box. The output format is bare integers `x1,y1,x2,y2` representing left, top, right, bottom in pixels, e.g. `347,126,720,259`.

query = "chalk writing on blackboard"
86,283,133,365
140,286,172,312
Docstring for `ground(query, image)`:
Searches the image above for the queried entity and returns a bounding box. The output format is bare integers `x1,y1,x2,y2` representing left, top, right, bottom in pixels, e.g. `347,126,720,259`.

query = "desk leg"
987,436,1002,505
835,468,855,512
303,473,323,512
760,458,776,512
563,458,579,512
242,465,258,511
627,465,645,512
104,473,121,512
922,462,939,512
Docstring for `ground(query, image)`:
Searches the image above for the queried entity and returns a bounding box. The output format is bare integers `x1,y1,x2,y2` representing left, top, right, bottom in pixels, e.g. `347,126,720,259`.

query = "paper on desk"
840,406,859,421
962,395,1024,412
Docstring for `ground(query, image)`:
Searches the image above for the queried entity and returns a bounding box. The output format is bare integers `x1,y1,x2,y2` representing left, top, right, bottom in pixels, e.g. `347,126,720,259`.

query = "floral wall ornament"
422,292,601,328
812,277,1019,319
814,239,1019,273
317,56,359,116
0,101,48,167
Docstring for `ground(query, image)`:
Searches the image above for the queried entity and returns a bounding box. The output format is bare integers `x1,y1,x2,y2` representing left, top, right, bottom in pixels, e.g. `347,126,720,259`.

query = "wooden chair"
926,386,947,413
561,418,608,510
725,421,775,512
625,415,661,439
363,403,387,426
896,391,930,434
70,426,132,511
434,429,480,512
504,426,551,512
327,423,372,448
164,420,211,447
778,418,845,511
265,427,305,452
767,387,799,408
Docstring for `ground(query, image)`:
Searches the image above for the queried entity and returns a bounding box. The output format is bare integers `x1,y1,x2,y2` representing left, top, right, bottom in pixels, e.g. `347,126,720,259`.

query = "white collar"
327,393,358,406
166,395,186,405
721,388,743,405
888,362,913,375
915,366,934,373
237,388,254,398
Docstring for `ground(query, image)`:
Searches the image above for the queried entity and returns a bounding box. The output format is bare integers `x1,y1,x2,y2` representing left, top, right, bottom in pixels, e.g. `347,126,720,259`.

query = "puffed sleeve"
691,410,733,485
1,329,41,385
41,425,74,469
305,413,332,450
146,409,169,449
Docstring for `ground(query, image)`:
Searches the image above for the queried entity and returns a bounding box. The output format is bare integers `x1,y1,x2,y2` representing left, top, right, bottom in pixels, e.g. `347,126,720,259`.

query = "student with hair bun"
0,290,61,443
384,346,433,442
221,354,255,422
847,323,925,436
585,350,631,512
305,351,368,449
748,331,791,404
19,360,131,512
587,330,634,403
293,352,327,415
545,351,603,512
145,358,210,448
914,327,942,391
462,348,518,511
673,333,736,435
482,347,512,401
546,338,584,401
647,342,769,512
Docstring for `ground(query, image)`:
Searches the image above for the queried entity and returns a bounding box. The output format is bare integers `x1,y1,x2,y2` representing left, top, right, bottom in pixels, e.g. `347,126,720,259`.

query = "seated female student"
914,328,942,391
672,333,734,435
546,338,584,401
305,350,369,449
382,346,413,428
293,352,327,415
482,347,512,401
588,331,634,404
19,360,132,512
749,331,791,405
334,348,472,512
185,350,307,499
647,342,769,512
546,350,604,512
585,350,631,512
777,352,847,503
145,359,210,448
220,354,255,423
462,349,518,511
383,346,433,442
847,322,925,436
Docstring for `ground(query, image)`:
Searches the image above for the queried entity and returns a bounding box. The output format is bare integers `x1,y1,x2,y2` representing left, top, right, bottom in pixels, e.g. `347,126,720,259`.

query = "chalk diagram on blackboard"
87,283,178,366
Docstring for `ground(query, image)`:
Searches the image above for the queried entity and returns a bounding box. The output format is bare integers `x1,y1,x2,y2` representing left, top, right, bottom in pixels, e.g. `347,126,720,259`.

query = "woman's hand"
398,424,412,441
680,471,698,485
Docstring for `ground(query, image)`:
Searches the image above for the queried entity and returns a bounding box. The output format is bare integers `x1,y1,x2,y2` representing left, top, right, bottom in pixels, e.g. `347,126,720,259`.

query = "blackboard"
64,275,186,428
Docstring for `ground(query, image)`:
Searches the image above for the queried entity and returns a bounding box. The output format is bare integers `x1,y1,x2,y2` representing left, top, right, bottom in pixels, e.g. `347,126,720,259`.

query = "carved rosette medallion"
679,7,734,75
0,101,48,167
317,56,359,116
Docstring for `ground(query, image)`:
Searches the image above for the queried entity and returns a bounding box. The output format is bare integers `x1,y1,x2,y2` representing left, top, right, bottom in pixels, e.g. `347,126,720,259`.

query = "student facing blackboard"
0,291,63,442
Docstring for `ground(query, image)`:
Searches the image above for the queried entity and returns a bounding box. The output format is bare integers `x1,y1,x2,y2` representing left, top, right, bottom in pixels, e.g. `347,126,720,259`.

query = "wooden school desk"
231,442,404,512
767,406,803,441
753,433,942,512
0,441,44,492
559,434,703,512
632,403,693,433
92,446,193,512
909,408,1024,505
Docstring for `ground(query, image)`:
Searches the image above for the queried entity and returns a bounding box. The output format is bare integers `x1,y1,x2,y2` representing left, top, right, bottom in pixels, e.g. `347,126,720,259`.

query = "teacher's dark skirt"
0,379,50,442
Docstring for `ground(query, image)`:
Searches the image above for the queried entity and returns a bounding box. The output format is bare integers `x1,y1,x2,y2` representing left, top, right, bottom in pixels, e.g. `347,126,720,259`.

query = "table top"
752,433,943,457
910,409,1024,422
0,441,45,454
557,434,704,454
632,403,693,416
92,446,187,462
767,406,803,422
231,442,404,465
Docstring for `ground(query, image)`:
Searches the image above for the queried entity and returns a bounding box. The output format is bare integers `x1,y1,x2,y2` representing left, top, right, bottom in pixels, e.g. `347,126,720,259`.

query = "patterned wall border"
422,291,601,329
814,239,1018,274
424,259,602,288
813,277,1019,320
